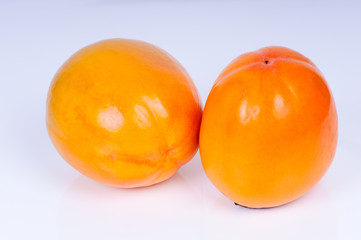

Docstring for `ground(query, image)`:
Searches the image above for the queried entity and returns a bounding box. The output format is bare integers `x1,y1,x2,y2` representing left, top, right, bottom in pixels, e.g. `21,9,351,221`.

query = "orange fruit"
200,46,338,208
46,39,202,188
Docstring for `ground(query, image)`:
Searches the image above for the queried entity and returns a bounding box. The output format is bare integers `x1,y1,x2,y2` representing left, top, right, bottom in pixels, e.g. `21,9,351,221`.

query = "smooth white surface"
1,0,360,239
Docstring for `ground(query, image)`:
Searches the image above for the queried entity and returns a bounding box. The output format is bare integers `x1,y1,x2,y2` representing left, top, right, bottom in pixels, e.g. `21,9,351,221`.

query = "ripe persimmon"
200,46,338,208
46,39,202,188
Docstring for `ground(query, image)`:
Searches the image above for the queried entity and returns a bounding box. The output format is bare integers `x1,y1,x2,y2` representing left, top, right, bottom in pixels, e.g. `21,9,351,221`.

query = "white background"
1,0,361,239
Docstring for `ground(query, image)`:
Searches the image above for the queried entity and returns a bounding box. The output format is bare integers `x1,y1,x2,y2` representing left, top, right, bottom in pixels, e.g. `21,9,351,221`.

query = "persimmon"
200,46,338,208
46,39,202,188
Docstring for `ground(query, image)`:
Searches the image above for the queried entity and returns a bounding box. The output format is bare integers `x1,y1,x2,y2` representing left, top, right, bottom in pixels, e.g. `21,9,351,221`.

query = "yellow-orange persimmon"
200,46,337,208
46,39,202,188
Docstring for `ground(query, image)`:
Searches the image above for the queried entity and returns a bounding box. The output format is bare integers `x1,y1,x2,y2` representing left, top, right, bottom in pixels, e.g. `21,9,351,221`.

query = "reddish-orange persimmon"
200,46,338,208
46,39,202,188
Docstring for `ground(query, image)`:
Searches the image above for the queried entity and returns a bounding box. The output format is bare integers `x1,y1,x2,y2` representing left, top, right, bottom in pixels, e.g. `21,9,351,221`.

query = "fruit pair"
46,39,337,208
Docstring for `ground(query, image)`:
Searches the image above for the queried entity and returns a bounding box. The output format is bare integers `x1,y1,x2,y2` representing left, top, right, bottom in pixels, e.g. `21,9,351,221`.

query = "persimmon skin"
46,39,202,188
200,46,338,208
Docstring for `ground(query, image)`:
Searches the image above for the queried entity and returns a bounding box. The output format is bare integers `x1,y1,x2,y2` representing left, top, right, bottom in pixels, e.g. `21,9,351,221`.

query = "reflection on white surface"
58,173,202,239
97,106,124,132
207,185,337,240
55,153,340,240
57,153,205,239
55,155,340,240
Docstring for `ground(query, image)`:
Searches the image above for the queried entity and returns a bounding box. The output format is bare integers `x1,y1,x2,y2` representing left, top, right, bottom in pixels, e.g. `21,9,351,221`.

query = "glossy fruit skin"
200,46,338,208
46,39,202,188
